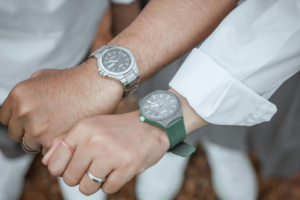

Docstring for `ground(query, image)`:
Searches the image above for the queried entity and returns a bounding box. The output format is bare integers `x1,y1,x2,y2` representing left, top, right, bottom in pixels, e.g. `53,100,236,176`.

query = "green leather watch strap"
166,118,196,157
166,118,186,149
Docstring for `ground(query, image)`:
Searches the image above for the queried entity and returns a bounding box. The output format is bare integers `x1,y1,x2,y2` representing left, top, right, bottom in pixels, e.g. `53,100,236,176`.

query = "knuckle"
63,175,79,187
48,162,63,177
30,69,47,78
7,128,21,142
102,182,118,194
10,83,27,100
121,154,136,166
30,125,45,138
89,135,105,147
69,122,88,139
16,104,32,117
73,121,88,133
79,184,93,196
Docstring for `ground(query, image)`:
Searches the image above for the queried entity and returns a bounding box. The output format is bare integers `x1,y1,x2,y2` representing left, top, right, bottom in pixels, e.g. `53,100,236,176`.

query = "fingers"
21,135,42,155
48,141,74,177
101,167,136,194
78,159,114,195
42,136,66,165
62,147,92,187
7,116,23,143
0,97,12,126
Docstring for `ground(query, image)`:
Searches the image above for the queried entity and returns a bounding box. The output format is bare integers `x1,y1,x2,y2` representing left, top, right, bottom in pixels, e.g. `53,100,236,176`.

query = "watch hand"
107,63,115,69
152,101,164,116
116,53,123,62
159,100,164,107
147,100,158,105
107,54,123,63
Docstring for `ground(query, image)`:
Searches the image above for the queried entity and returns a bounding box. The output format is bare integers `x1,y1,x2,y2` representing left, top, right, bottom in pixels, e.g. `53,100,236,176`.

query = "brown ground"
19,7,300,200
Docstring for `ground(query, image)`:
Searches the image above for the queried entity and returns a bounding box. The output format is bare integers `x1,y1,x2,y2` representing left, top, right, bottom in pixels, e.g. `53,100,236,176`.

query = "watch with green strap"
139,90,195,157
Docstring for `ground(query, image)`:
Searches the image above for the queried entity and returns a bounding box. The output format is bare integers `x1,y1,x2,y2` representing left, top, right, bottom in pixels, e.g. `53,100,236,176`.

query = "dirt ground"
19,7,300,200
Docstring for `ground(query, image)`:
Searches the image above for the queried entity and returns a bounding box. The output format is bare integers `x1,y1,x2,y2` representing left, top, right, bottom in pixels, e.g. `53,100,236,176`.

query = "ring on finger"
22,136,41,153
60,140,75,154
87,171,106,183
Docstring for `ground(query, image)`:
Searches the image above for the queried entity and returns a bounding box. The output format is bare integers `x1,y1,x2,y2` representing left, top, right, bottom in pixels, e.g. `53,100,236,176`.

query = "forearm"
111,1,141,36
107,0,238,82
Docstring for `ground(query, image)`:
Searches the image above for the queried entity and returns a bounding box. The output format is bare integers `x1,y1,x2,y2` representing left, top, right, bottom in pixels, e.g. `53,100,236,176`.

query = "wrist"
75,58,124,114
168,88,208,134
135,110,170,151
86,58,123,97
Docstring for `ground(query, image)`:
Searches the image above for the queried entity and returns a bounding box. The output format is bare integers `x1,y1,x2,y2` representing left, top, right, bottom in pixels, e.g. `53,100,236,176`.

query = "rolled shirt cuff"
169,48,277,126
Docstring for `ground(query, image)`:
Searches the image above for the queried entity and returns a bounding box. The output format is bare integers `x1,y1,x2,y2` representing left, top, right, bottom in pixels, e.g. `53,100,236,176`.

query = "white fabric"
0,152,34,200
58,177,107,200
202,140,257,200
170,0,300,126
136,153,189,200
0,0,133,104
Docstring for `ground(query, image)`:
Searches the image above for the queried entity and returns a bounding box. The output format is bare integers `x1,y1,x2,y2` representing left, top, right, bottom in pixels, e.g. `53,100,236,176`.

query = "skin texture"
45,89,208,195
1,61,124,155
111,1,141,36
0,0,237,155
108,0,239,82
91,1,141,53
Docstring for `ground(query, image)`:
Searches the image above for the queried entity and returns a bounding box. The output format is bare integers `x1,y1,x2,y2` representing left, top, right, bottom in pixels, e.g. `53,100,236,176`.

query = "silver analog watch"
90,45,140,100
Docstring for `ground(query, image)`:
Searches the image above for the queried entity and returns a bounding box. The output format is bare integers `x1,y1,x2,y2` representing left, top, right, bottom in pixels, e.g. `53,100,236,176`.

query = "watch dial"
142,92,179,120
101,48,132,73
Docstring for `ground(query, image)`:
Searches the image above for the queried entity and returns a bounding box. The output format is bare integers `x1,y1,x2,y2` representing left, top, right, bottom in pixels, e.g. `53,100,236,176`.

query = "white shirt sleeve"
110,0,135,4
169,0,300,126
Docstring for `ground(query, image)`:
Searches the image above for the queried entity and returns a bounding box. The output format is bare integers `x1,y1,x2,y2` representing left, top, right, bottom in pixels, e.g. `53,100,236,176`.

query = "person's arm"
0,0,238,153
170,0,300,126
107,0,239,82
111,1,141,36
45,88,207,195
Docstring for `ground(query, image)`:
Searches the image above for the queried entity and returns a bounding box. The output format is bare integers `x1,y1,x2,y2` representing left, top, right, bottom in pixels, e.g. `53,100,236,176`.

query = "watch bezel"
140,90,180,121
99,47,134,75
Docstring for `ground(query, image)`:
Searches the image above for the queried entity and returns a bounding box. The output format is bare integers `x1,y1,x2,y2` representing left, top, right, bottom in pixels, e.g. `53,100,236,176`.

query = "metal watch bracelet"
89,45,140,100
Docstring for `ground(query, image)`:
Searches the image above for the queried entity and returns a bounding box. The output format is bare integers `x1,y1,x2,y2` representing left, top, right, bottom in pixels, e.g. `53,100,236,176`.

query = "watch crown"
140,116,145,122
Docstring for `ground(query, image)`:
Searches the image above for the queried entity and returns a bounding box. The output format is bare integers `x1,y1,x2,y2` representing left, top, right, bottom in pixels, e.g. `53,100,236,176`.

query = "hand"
0,59,124,154
46,111,170,195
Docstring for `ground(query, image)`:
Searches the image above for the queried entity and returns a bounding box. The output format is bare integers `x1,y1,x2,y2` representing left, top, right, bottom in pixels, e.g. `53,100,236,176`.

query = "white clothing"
0,0,134,104
58,177,107,200
170,0,300,126
0,152,34,200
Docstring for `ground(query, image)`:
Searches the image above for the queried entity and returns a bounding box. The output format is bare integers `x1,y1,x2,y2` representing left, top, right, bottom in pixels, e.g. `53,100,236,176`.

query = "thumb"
42,133,68,165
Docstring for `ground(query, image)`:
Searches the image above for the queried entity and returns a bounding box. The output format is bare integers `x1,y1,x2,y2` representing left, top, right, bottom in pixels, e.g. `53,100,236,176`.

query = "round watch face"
141,91,179,120
101,48,132,73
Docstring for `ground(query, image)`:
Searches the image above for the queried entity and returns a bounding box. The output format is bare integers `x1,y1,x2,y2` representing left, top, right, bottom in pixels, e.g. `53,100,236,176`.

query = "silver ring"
22,136,41,153
87,171,106,183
